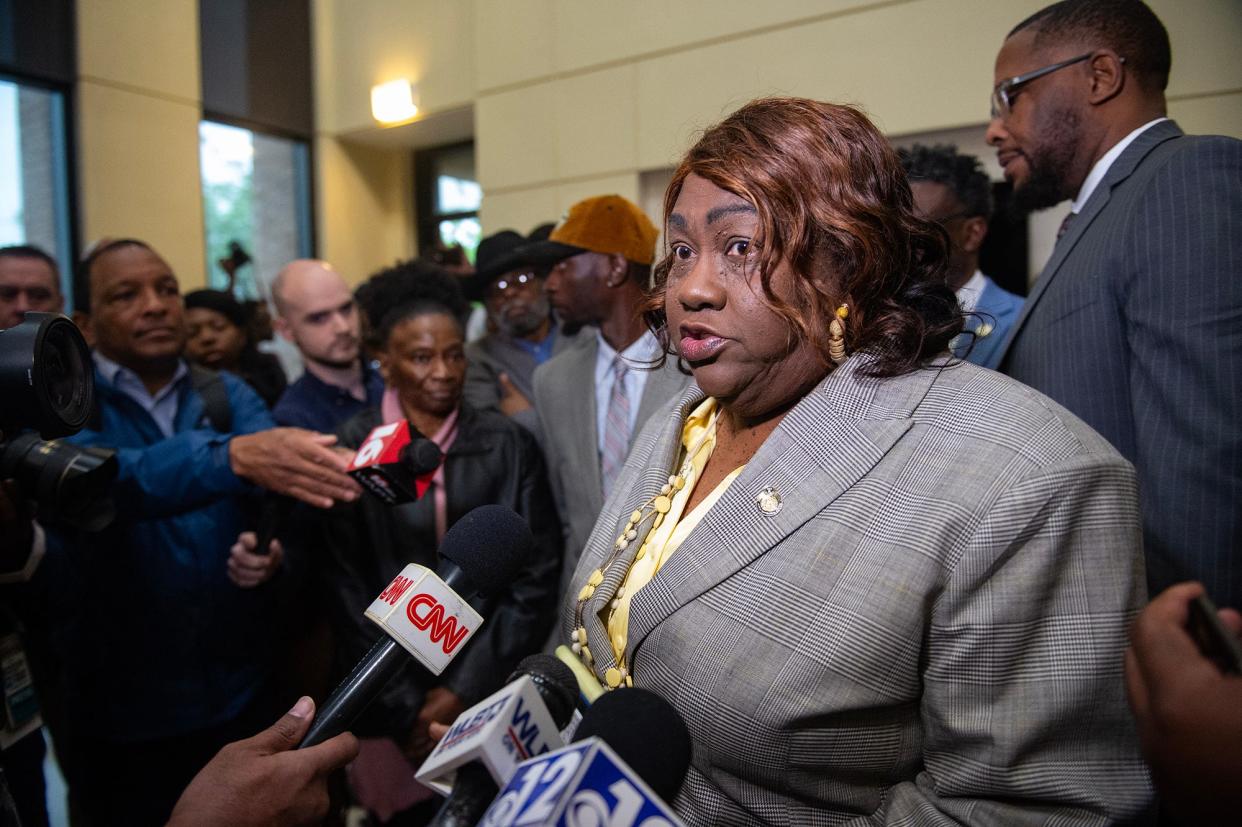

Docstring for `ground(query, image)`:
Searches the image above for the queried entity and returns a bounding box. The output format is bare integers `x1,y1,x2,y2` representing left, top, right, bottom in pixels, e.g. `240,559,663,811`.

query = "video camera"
0,312,117,530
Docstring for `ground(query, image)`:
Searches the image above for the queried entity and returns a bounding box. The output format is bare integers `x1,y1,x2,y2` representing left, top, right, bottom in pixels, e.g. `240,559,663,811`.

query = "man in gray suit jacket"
530,195,690,604
989,0,1242,607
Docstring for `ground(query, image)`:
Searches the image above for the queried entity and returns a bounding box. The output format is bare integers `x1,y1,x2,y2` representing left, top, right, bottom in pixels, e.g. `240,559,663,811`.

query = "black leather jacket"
322,404,562,739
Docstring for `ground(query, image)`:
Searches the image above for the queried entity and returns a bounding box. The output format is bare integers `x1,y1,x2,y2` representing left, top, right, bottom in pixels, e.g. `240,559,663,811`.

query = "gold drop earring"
828,304,849,365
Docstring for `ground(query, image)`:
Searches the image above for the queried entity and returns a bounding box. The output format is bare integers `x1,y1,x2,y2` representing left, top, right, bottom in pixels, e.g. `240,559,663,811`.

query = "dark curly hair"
354,258,469,348
898,144,994,220
648,97,962,379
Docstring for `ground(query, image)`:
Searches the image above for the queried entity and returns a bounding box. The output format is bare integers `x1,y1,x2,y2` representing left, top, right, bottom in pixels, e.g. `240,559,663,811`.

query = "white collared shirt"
92,351,189,437
955,270,987,315
1070,117,1169,215
594,329,660,455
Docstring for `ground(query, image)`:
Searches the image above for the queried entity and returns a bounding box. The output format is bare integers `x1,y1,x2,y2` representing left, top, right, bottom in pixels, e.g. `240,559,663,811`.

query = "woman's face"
665,174,829,419
185,307,246,369
381,312,466,417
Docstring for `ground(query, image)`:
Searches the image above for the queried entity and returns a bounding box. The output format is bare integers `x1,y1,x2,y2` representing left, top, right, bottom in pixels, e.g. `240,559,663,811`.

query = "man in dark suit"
989,0,1242,607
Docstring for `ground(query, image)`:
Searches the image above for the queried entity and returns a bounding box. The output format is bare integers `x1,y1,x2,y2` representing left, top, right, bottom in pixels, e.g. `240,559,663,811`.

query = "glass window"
0,77,73,301
199,120,312,299
416,142,481,264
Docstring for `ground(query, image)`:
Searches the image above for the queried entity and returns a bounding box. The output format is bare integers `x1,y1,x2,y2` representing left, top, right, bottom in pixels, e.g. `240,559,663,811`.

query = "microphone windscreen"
438,505,534,597
405,438,444,475
507,654,578,728
574,687,692,803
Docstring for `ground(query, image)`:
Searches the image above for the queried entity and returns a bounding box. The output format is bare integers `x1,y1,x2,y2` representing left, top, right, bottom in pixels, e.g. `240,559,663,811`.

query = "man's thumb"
251,696,315,753
498,372,515,391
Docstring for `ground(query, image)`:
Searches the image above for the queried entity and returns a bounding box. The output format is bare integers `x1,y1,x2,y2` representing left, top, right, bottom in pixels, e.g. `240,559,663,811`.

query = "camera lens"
0,313,93,438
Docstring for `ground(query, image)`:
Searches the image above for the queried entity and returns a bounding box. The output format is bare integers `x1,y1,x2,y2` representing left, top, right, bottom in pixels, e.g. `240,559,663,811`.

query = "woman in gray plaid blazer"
560,98,1153,825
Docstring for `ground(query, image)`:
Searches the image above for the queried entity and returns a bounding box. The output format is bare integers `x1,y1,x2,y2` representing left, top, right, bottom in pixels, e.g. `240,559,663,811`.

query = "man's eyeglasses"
990,52,1105,119
489,271,537,296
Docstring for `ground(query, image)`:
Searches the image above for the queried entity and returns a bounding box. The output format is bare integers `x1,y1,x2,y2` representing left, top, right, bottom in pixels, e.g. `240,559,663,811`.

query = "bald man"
271,260,383,432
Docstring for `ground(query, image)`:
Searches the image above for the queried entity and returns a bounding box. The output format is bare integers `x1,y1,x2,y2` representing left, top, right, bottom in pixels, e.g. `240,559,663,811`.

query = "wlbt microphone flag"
479,688,692,827
347,419,444,504
420,655,579,827
300,505,534,748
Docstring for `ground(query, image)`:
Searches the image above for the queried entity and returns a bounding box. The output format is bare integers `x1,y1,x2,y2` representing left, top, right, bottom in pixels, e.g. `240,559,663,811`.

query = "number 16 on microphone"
480,740,686,827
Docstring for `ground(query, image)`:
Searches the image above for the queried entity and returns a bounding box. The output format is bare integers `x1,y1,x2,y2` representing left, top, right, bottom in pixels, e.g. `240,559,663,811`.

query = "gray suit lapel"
562,337,604,498
995,120,1184,364
579,357,937,673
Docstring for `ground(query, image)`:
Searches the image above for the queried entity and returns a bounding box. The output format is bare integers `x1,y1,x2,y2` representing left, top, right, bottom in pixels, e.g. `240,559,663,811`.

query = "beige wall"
76,0,208,290
459,0,1242,234
70,1,1236,290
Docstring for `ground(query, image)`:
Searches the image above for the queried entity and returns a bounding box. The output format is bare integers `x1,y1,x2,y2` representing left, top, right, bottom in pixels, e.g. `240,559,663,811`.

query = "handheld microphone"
250,495,293,556
299,505,534,748
347,420,444,505
420,654,578,827
479,688,693,827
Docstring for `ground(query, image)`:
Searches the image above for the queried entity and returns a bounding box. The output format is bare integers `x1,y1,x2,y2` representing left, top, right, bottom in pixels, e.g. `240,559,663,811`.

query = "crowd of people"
0,1,1238,825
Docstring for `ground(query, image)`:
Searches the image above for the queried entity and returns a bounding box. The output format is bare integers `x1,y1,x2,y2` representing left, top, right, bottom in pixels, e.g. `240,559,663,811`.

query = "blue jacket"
956,277,1024,370
40,366,278,742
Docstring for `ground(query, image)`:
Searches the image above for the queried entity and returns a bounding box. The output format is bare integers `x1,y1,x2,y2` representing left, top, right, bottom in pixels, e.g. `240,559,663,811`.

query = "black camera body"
0,313,117,530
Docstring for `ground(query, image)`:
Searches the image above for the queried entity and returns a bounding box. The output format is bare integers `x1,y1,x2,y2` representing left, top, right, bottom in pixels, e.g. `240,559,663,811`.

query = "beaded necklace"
570,403,720,689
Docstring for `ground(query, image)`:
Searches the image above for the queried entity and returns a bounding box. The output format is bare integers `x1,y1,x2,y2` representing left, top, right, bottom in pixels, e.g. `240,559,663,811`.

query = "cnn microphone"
347,419,444,504
419,654,579,827
299,505,534,748
479,688,693,827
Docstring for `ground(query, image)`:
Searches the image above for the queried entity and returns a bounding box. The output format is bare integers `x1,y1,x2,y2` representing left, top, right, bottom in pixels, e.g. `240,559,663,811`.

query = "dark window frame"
414,139,478,259
0,68,80,303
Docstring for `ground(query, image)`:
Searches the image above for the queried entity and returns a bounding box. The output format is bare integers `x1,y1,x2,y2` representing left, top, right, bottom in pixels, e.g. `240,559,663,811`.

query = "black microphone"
425,654,579,827
574,687,692,804
299,505,534,748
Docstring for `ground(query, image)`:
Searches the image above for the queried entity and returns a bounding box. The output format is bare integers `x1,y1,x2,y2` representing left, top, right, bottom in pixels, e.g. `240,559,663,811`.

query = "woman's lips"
679,332,727,362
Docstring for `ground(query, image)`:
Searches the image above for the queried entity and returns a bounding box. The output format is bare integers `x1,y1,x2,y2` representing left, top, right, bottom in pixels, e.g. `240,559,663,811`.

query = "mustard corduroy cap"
539,195,659,266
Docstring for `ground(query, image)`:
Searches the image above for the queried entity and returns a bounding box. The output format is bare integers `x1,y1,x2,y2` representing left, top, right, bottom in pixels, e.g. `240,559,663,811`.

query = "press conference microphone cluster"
250,420,442,556
471,687,692,827
419,654,580,827
299,504,534,748
479,687,692,826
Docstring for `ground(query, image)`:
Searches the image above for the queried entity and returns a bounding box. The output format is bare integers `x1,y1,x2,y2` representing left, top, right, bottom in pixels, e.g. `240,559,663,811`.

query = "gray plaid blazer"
560,354,1153,825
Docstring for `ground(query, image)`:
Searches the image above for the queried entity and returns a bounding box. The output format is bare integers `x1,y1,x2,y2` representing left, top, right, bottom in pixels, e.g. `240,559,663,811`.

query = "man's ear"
961,217,989,256
272,315,293,344
1087,49,1126,106
72,311,95,348
604,254,628,288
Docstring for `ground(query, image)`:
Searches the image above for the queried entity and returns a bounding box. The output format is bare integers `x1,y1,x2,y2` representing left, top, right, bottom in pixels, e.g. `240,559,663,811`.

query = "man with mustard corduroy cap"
527,195,689,617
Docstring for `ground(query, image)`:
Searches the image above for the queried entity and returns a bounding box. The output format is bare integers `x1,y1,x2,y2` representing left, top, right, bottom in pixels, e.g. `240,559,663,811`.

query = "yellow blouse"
601,397,745,668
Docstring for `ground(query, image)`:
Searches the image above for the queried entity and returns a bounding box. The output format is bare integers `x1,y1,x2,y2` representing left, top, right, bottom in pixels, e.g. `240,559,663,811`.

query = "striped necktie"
601,357,631,497
1057,210,1076,240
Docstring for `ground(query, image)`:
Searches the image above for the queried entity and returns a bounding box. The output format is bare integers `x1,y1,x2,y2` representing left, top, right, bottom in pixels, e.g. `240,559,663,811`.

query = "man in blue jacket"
34,239,361,826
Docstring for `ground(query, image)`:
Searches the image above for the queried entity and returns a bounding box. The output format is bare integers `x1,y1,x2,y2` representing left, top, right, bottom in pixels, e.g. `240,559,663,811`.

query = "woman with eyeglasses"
557,97,1153,825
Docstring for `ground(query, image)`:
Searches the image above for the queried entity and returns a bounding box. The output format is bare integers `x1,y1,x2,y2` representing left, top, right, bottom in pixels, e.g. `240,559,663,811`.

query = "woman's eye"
727,239,751,256
671,243,693,261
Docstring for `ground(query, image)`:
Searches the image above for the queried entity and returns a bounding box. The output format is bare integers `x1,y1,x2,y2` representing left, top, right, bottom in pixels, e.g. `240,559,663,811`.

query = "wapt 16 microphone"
299,505,534,748
479,688,692,827
347,419,444,505
420,654,579,827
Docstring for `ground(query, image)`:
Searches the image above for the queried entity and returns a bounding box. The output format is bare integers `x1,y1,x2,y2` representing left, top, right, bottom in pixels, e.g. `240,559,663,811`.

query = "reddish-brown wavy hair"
648,97,963,378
